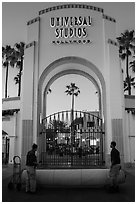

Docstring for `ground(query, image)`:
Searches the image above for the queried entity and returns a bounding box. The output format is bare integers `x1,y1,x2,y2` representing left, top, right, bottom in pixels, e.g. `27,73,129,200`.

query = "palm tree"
65,83,80,147
117,30,135,95
65,83,80,121
50,119,68,133
124,76,135,93
129,57,135,73
2,45,15,98
14,42,25,96
127,55,135,91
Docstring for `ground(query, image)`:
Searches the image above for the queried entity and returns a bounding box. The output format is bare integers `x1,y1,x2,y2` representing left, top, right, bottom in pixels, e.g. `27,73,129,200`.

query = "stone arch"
38,56,106,131
43,70,102,118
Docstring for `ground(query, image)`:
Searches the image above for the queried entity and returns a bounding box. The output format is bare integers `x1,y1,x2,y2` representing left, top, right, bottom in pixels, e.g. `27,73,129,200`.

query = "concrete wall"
2,97,21,163
2,97,20,110
2,114,21,163
37,10,104,75
124,95,135,166
124,111,135,165
22,169,126,187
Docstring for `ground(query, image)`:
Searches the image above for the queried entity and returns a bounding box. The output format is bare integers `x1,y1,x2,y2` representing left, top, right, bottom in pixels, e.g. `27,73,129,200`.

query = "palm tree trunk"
18,56,23,96
71,93,74,121
5,63,9,98
126,49,131,95
71,93,75,165
71,93,74,143
18,70,21,97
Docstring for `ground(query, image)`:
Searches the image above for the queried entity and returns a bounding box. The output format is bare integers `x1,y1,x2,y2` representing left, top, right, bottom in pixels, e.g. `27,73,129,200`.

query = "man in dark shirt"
26,143,38,193
109,141,121,192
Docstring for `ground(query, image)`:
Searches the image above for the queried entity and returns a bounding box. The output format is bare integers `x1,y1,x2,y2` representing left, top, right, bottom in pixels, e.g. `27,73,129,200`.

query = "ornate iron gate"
39,110,105,169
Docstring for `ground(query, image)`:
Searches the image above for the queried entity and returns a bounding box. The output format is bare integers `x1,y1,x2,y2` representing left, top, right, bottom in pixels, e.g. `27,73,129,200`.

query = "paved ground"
2,164,135,202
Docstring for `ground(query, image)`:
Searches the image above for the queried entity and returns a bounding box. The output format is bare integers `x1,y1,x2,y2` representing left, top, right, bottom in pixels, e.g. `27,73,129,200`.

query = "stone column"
20,42,35,167
102,15,125,167
104,40,125,167
20,16,40,167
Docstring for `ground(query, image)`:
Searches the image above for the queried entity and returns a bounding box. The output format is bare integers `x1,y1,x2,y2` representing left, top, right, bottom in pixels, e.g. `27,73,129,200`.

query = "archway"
38,56,106,122
43,71,101,118
37,56,106,168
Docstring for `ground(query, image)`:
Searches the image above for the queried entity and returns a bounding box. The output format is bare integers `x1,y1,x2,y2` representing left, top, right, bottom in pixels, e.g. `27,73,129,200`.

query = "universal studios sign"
50,16,93,45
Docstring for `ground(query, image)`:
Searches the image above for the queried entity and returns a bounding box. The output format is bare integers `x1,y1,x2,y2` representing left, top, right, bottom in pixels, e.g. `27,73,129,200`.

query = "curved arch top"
39,3,104,15
44,69,101,97
38,56,106,93
43,69,103,119
38,56,106,121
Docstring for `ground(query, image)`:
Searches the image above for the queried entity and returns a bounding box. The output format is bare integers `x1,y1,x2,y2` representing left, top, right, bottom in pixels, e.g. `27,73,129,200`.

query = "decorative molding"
103,14,116,23
125,95,135,109
2,109,20,116
2,96,20,102
129,135,135,137
25,41,35,49
125,108,135,114
39,4,104,15
124,95,135,99
27,16,40,26
108,39,118,46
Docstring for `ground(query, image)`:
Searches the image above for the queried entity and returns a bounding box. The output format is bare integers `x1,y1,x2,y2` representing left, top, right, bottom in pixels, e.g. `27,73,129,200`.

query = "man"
109,141,121,192
26,143,38,193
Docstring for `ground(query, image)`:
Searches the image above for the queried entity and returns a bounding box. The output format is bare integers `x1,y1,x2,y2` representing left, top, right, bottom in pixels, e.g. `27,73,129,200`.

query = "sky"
47,74,98,115
2,1,135,116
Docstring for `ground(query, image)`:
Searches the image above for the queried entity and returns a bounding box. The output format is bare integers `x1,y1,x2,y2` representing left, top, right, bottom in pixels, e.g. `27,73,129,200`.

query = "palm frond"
124,86,129,92
129,60,135,72
120,53,126,60
66,85,70,89
2,61,8,67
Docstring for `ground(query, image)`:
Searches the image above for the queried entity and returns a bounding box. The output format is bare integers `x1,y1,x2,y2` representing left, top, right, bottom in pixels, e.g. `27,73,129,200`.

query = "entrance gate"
40,110,105,168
